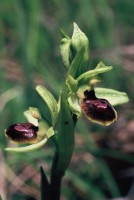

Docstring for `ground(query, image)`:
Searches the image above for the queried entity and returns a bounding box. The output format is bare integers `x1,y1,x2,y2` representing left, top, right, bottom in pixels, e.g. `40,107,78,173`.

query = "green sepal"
77,65,113,83
66,75,78,93
95,87,129,106
68,92,81,117
4,127,55,153
36,85,58,127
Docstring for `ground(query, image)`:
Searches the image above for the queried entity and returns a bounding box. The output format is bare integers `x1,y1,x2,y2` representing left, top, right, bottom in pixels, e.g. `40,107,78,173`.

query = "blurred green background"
0,0,134,200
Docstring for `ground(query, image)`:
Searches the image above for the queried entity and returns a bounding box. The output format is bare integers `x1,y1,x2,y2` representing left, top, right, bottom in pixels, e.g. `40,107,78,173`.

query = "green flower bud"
71,23,89,55
71,23,89,74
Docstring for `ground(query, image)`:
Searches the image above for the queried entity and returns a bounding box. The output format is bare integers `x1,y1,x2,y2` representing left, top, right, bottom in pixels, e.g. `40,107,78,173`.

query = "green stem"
49,112,77,200
40,167,50,200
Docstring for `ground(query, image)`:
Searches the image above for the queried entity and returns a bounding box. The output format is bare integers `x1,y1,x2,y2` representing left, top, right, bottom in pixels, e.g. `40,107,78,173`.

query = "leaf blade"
56,86,75,172
40,166,50,200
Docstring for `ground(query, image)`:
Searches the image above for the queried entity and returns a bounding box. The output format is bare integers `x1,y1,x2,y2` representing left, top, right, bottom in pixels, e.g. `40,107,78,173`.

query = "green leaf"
56,87,75,172
36,85,58,127
40,166,50,200
5,127,55,153
66,75,78,93
77,66,113,82
95,87,129,106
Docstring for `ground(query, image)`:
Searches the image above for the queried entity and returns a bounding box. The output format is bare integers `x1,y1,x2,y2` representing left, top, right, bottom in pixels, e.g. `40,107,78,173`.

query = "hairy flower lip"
5,123,38,144
80,90,118,126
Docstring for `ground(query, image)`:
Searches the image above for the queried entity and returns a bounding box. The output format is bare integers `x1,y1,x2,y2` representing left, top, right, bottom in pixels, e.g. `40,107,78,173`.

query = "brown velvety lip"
5,123,38,143
80,90,117,126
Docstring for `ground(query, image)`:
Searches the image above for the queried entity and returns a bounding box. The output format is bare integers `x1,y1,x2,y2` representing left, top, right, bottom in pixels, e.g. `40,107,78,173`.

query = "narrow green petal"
77,66,113,82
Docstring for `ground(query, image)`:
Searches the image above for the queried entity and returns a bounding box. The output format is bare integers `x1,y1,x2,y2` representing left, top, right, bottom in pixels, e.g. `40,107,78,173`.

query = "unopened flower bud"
5,123,38,144
80,90,117,126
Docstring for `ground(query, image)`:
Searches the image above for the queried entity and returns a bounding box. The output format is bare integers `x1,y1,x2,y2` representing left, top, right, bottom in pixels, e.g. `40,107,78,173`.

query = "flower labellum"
80,90,117,126
5,123,38,144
